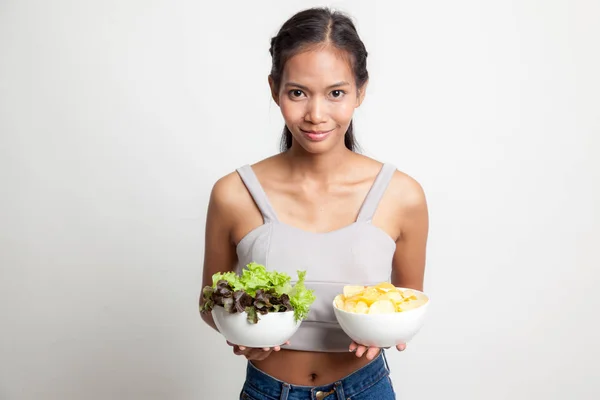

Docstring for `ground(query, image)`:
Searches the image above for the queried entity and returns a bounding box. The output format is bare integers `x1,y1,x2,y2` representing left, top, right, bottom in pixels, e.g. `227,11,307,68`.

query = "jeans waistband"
244,350,391,399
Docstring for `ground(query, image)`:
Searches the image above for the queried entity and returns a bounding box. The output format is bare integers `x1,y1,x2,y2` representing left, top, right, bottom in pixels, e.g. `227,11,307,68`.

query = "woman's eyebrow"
327,81,351,89
284,81,351,90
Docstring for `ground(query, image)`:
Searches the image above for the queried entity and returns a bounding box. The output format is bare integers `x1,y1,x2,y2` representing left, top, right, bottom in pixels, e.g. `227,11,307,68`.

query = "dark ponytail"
269,8,368,153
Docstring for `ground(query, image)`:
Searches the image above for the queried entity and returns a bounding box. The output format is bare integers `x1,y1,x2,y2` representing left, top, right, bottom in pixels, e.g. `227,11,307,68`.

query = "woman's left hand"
349,341,406,360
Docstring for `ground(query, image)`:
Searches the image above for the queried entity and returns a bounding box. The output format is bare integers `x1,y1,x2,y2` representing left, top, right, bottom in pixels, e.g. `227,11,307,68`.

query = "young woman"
201,7,429,399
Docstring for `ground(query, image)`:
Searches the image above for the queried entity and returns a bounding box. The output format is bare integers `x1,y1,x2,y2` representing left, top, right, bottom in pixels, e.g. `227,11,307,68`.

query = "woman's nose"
304,97,327,124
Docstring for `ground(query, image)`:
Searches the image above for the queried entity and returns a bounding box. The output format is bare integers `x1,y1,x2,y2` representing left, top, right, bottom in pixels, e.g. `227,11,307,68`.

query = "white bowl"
332,287,430,348
211,306,301,348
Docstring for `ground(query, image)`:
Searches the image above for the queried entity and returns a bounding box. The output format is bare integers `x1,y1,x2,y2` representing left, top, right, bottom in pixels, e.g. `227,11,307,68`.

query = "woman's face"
270,47,366,154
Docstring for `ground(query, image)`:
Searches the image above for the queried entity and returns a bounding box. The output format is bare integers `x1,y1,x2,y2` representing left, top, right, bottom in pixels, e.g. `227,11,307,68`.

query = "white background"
1,0,599,399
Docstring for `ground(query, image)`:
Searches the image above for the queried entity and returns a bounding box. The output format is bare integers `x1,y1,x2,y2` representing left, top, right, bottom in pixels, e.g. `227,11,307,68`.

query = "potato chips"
334,282,428,314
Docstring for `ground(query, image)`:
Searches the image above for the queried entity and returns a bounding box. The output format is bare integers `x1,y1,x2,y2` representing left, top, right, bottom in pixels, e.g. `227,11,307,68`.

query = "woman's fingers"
366,346,380,360
349,341,370,357
396,343,406,351
354,345,380,360
354,345,368,358
226,340,292,359
349,341,390,360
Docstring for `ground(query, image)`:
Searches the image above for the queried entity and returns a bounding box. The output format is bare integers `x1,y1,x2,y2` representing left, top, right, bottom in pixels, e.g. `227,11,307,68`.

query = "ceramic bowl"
211,306,301,348
332,287,430,348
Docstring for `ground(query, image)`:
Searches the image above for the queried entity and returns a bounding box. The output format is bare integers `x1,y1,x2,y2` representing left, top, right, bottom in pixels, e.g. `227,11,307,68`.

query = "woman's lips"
300,129,334,142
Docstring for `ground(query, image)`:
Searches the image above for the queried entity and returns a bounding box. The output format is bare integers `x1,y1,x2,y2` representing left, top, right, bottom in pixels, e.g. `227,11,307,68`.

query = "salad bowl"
201,262,316,348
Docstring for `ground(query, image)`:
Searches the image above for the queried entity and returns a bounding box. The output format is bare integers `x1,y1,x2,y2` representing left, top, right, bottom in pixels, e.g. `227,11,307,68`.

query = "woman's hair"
269,7,368,152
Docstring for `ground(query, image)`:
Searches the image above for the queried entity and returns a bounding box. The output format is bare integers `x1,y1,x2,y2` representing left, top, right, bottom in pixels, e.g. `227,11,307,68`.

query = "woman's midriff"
250,349,378,386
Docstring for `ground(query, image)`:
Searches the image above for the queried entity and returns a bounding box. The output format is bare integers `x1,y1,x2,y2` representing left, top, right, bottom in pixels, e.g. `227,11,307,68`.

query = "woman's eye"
331,90,344,98
290,90,304,98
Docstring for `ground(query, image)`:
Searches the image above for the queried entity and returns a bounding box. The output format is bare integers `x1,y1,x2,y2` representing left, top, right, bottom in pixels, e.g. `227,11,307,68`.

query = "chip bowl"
211,306,301,348
332,287,430,348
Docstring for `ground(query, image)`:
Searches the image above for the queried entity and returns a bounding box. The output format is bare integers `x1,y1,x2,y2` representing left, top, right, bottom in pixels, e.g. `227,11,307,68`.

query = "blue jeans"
240,351,396,399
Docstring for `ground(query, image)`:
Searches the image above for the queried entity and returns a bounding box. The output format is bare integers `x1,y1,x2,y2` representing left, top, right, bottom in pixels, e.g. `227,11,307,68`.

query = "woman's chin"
290,133,345,154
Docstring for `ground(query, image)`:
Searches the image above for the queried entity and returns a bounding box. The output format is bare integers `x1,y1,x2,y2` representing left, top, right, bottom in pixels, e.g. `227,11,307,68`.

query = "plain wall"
1,0,599,399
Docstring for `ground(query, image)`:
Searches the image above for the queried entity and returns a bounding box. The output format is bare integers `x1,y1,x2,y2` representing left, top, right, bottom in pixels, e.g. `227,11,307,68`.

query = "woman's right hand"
227,340,290,361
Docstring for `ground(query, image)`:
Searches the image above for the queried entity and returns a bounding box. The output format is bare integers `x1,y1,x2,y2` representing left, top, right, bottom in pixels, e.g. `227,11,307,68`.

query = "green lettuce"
287,271,314,323
201,262,316,323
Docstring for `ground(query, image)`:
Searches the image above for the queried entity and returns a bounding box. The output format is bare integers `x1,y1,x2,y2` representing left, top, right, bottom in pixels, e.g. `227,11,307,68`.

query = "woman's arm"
200,176,238,332
391,178,429,292
351,173,429,359
199,173,288,360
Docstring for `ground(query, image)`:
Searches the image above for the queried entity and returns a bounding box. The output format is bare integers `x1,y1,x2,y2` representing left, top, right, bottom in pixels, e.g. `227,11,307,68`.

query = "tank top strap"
236,165,279,222
356,163,397,223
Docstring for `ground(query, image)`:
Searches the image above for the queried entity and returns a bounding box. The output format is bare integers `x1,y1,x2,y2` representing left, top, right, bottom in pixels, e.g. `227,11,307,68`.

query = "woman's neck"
283,144,355,183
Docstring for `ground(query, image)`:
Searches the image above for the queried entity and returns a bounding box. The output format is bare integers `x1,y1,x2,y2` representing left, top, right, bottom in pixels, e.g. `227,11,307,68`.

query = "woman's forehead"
282,47,355,87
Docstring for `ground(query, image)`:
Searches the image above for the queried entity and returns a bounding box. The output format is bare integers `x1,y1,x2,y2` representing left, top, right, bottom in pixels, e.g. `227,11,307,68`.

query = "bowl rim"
332,286,430,316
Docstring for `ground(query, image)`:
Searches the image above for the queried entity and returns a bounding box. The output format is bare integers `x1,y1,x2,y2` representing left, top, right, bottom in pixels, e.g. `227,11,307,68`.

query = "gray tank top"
235,163,397,352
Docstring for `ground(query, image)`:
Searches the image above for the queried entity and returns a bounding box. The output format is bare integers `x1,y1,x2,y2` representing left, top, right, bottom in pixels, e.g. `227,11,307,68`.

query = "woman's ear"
268,75,280,106
356,79,369,108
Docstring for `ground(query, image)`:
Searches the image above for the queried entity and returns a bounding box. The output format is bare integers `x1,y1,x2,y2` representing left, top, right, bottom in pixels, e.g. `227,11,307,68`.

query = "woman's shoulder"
212,155,277,186
209,155,279,208
389,167,426,206
209,166,253,213
358,154,426,210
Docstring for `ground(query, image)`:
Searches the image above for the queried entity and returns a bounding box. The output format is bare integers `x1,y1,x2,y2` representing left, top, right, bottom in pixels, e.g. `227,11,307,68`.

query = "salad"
200,262,316,324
